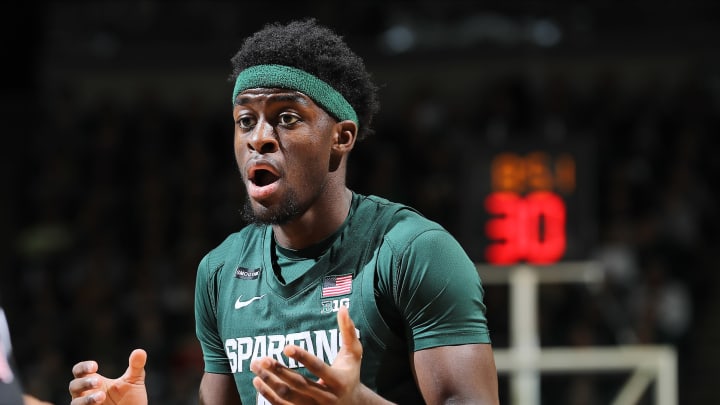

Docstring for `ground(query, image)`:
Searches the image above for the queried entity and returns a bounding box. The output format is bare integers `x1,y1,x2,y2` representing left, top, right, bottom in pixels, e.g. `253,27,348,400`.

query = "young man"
69,19,499,404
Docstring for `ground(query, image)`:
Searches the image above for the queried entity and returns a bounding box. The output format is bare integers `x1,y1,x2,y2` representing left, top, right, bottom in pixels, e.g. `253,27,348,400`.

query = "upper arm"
199,372,242,405
413,343,499,405
390,227,491,350
195,255,234,373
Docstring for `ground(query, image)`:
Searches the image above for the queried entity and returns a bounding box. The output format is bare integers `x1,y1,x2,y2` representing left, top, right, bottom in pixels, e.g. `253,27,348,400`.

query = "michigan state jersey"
195,193,490,404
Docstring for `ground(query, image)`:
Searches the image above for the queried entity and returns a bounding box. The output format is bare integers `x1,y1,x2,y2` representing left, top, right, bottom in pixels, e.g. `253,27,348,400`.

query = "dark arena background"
1,1,719,404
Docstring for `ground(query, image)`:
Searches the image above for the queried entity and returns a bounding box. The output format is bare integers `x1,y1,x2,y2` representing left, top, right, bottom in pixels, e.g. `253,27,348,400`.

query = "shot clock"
459,138,596,266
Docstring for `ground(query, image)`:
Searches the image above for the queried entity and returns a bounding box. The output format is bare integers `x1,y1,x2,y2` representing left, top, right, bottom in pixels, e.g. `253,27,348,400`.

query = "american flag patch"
322,274,353,297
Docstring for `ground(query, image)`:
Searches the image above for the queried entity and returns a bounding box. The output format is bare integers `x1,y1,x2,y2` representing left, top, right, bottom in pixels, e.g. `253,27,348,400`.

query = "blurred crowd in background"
1,2,719,404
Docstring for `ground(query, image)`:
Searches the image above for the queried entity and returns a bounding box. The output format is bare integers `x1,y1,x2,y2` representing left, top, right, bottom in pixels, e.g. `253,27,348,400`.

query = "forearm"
414,344,499,405
199,373,242,405
353,384,397,405
23,394,52,405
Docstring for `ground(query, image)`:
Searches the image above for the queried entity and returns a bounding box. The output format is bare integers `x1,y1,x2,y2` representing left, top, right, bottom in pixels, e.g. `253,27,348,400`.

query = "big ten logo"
321,298,350,314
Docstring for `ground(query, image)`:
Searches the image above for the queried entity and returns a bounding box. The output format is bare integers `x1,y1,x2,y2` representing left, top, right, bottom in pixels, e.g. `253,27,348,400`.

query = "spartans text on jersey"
225,327,360,373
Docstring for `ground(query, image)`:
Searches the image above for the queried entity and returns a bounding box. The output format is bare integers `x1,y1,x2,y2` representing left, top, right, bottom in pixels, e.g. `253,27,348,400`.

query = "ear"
329,120,357,171
333,120,357,153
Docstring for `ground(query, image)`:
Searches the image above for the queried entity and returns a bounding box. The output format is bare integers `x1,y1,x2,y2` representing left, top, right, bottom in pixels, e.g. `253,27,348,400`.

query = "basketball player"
69,19,499,404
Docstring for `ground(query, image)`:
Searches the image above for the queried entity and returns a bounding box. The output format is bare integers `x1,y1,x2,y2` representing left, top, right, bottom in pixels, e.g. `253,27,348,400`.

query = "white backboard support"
477,263,678,405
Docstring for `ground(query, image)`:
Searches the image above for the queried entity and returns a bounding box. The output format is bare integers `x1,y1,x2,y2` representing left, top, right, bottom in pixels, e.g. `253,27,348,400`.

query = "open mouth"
251,169,280,187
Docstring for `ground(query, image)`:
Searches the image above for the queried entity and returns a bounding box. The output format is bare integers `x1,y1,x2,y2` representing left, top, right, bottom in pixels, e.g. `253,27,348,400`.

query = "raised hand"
250,307,390,405
68,349,148,405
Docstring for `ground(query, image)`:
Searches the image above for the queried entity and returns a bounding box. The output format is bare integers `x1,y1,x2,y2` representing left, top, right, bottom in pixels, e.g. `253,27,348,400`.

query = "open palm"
70,349,148,405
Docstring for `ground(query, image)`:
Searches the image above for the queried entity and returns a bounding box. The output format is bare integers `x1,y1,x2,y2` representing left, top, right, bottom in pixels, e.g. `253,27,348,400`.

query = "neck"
272,187,352,250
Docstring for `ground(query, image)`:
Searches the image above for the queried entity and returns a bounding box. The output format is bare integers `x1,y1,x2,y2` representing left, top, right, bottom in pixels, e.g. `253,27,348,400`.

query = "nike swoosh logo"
235,294,266,309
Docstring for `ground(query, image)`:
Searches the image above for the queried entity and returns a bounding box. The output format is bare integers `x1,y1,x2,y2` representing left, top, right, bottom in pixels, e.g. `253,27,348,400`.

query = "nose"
247,120,278,154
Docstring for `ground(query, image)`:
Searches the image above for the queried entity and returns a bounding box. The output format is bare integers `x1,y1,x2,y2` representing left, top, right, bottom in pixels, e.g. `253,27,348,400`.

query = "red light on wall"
484,191,567,265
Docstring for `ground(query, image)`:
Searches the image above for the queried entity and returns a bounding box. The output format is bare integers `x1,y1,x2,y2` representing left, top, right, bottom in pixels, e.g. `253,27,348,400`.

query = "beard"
240,187,305,225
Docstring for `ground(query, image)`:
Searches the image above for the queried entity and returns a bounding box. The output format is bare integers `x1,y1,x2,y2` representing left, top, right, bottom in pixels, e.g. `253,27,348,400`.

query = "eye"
278,113,300,126
236,116,256,129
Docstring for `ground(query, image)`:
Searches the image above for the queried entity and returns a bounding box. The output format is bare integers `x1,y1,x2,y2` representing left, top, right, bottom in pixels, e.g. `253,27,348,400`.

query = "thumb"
124,349,147,383
337,307,361,356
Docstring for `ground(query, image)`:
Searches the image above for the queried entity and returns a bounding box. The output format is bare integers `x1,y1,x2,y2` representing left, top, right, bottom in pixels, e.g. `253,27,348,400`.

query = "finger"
252,369,333,405
251,357,303,385
71,361,98,378
251,358,295,405
337,306,360,353
126,348,147,382
69,391,106,405
68,375,101,397
263,351,332,392
252,375,293,405
337,306,363,366
283,345,330,379
252,357,334,404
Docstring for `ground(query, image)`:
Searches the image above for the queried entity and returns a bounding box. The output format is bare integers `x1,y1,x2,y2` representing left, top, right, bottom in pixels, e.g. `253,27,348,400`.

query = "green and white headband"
232,64,359,127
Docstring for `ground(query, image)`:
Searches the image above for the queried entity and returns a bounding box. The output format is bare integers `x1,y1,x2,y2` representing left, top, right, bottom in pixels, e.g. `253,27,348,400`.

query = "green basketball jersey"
195,193,490,404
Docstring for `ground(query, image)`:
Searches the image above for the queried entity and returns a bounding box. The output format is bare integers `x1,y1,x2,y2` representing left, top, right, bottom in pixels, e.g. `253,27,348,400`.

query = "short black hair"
230,18,379,141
